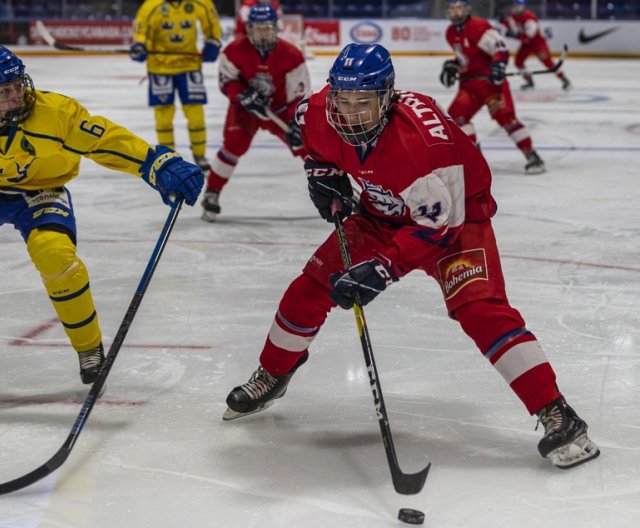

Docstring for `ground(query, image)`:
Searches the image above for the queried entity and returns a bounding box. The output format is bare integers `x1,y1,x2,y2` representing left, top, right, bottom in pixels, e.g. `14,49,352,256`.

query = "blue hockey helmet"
446,0,471,26
0,45,35,128
512,0,527,13
247,4,279,54
326,44,396,146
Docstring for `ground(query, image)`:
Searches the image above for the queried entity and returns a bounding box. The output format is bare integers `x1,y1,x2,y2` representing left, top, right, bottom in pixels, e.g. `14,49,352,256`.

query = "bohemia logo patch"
438,248,488,300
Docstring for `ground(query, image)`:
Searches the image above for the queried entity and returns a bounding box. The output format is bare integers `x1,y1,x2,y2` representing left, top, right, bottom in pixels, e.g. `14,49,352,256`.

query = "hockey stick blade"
0,200,183,495
463,44,569,81
506,44,568,77
392,463,431,495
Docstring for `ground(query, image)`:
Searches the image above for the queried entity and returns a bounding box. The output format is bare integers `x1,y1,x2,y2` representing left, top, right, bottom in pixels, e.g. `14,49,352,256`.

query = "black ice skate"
78,343,105,385
223,352,308,421
536,397,600,469
201,190,221,222
193,155,211,175
524,150,546,175
520,75,535,90
561,76,572,91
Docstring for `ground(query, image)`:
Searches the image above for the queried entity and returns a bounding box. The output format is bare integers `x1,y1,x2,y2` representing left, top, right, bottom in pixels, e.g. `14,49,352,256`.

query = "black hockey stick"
332,206,430,495
462,44,569,80
35,21,201,56
0,199,183,495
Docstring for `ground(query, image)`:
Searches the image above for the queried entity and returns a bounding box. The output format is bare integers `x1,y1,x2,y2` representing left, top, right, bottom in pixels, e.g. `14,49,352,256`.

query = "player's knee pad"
27,228,78,280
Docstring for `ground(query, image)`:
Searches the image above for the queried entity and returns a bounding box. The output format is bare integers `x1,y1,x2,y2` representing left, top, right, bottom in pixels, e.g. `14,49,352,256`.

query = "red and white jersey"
501,9,544,44
298,87,497,276
445,16,509,77
219,36,310,112
235,0,283,37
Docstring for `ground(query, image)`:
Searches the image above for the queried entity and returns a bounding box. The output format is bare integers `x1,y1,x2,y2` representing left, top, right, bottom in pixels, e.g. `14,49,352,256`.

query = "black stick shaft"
0,200,183,495
332,210,430,495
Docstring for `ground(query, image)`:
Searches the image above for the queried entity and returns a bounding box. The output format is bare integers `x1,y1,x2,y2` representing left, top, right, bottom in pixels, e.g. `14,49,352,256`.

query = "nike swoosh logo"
578,27,619,44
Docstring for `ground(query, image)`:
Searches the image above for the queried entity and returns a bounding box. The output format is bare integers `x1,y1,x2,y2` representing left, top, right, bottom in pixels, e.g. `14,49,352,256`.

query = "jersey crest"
249,73,275,98
359,178,406,217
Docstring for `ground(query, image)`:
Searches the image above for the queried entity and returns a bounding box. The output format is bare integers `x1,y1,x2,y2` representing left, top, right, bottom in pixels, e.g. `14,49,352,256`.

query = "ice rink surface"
1,50,639,528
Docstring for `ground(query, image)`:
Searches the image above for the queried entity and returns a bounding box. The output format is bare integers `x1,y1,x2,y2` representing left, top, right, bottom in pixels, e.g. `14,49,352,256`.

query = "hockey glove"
129,42,147,62
285,119,303,150
440,59,459,88
306,160,353,222
202,39,221,62
140,145,204,206
329,259,398,309
237,88,270,120
489,60,507,85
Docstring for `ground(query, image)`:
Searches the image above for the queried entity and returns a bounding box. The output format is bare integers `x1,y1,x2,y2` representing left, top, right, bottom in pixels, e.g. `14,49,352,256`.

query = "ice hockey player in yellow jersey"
130,0,222,173
0,46,203,385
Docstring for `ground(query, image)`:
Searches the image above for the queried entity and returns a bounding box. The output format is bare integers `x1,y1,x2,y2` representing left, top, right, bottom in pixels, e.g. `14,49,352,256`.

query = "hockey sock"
183,104,207,159
27,228,102,352
501,119,533,152
260,274,333,375
207,148,239,192
455,299,560,414
154,104,176,150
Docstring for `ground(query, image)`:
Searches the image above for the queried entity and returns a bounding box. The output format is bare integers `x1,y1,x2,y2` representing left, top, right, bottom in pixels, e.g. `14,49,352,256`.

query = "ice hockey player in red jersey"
222,43,600,470
441,0,545,174
235,0,283,38
201,3,310,221
499,0,571,91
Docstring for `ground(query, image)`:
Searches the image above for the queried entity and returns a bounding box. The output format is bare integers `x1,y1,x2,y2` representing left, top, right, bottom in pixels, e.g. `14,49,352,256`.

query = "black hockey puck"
398,508,425,525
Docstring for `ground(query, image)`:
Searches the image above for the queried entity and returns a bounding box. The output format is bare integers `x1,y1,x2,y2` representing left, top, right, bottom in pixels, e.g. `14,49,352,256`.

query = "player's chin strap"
331,201,431,496
0,199,184,496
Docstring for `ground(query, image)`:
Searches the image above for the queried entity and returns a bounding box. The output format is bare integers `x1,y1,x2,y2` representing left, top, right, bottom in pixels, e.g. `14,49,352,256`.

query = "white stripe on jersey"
493,340,548,384
399,165,465,230
477,28,507,57
267,319,316,352
524,19,539,39
295,97,309,126
218,53,242,89
285,62,311,104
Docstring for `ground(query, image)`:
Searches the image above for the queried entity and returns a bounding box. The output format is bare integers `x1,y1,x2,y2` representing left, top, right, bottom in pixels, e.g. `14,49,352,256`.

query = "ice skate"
536,397,600,469
78,343,105,385
201,190,221,222
223,352,308,421
561,76,572,91
520,75,535,90
193,155,211,174
525,150,546,175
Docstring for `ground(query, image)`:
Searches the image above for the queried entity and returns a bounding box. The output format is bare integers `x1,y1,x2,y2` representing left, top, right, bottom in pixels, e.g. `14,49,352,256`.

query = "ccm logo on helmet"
3,64,20,75
337,75,357,81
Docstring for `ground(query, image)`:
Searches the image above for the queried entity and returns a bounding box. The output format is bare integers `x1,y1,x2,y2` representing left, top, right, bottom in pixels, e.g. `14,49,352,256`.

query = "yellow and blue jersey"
0,90,151,192
133,0,222,75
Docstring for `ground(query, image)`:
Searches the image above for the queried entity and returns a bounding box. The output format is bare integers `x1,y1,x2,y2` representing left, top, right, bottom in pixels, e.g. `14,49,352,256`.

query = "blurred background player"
235,0,283,38
201,4,310,222
130,0,222,173
440,0,545,174
222,43,600,470
0,46,203,385
499,0,571,90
